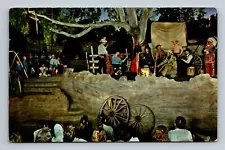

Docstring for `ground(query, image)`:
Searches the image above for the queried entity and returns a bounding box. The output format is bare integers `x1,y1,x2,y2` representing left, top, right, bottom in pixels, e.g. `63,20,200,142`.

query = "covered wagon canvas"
8,7,217,143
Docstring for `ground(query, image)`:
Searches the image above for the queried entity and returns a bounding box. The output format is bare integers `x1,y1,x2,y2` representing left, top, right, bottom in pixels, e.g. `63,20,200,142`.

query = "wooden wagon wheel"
99,96,130,128
129,104,155,136
192,54,203,74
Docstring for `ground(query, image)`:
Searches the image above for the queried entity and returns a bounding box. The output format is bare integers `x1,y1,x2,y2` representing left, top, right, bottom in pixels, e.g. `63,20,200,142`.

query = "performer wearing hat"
180,48,193,77
152,44,165,76
154,44,165,61
172,40,183,58
203,38,216,77
98,37,108,74
157,50,177,77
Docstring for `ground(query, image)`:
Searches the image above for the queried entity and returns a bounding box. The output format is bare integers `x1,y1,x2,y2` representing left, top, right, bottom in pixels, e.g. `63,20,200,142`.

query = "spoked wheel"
192,54,203,74
129,104,155,136
100,96,130,128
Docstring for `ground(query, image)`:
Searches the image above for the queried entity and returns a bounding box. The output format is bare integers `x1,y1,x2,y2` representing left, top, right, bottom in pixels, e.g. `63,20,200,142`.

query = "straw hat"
99,38,108,43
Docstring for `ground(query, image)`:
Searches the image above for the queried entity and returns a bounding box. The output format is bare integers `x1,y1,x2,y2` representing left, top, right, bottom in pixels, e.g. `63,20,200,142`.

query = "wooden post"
125,48,129,71
85,52,89,71
136,52,140,75
91,46,95,74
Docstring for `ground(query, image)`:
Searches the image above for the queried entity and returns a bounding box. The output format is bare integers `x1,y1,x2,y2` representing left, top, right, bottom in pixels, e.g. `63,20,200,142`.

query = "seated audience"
9,132,22,143
64,124,76,142
168,116,193,142
76,115,93,142
35,127,52,142
151,125,168,142
97,114,115,142
39,64,48,77
33,120,49,142
52,123,64,142
92,122,107,142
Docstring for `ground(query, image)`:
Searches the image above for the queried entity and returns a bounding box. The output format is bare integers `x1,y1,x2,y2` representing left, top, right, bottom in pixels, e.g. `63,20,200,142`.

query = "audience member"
168,116,193,142
52,123,64,142
151,125,168,142
9,132,22,143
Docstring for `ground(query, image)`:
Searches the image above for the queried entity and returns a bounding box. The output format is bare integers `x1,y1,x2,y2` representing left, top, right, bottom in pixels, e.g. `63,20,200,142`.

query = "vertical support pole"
91,46,95,74
125,48,129,71
136,52,140,75
86,52,89,71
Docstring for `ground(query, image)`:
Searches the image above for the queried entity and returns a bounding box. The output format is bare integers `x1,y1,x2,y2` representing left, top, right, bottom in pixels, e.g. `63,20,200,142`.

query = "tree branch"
116,8,126,22
138,8,153,43
50,27,93,38
28,10,131,32
125,8,138,28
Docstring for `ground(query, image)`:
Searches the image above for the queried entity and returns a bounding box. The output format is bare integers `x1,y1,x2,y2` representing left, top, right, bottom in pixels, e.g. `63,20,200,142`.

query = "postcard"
9,7,217,143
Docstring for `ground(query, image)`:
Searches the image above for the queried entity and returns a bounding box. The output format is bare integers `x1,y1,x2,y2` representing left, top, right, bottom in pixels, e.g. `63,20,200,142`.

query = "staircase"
23,76,61,95
21,76,89,124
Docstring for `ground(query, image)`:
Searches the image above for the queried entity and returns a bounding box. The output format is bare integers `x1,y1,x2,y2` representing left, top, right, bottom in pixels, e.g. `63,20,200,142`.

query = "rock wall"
60,71,217,133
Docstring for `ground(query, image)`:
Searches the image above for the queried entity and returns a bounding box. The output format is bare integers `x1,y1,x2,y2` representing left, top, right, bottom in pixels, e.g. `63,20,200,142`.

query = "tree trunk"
138,8,153,52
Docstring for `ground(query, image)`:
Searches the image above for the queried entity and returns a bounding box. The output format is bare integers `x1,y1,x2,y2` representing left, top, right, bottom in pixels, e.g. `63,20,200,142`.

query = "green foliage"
9,8,29,35
10,8,103,47
103,8,118,20
154,8,206,22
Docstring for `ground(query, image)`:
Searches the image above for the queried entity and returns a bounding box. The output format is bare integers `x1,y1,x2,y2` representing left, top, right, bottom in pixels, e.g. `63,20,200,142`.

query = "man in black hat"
179,48,193,77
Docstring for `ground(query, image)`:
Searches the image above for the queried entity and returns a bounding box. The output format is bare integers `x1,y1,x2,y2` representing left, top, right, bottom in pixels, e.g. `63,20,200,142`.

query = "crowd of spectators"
9,115,215,143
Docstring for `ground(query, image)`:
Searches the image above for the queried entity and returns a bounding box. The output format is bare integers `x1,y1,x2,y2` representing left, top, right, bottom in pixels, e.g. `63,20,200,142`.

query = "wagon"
100,95,155,136
151,22,207,75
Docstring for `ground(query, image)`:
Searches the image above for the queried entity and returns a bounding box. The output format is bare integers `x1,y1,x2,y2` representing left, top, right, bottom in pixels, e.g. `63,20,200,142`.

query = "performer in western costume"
203,37,216,77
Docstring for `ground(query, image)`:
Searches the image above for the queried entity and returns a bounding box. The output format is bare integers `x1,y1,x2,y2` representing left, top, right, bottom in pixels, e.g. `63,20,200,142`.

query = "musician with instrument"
140,47,153,67
153,44,166,76
179,48,193,77
111,51,128,77
157,50,177,78
203,38,216,77
97,37,108,74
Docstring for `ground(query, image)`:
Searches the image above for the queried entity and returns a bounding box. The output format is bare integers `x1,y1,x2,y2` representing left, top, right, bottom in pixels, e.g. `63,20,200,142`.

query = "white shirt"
50,59,59,66
33,129,42,142
98,44,108,55
128,137,139,142
103,124,114,141
168,128,193,142
73,137,87,142
182,55,193,64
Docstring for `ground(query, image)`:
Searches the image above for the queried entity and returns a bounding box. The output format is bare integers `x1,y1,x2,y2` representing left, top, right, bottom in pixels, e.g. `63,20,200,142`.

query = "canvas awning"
151,22,187,50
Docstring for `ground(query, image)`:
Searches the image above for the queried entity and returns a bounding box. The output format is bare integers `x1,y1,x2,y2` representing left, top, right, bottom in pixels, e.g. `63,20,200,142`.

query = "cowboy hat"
99,38,108,43
155,44,162,48
167,50,173,54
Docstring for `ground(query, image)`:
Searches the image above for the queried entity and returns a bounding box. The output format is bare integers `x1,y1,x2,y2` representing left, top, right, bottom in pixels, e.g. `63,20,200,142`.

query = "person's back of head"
52,123,64,142
38,120,48,128
9,132,22,143
97,113,107,124
64,125,75,142
80,115,89,129
175,116,186,129
152,125,168,142
36,128,52,142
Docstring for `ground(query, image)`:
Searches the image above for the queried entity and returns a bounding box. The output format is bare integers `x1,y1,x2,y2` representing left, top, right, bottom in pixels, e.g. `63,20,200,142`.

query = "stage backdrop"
151,22,187,50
